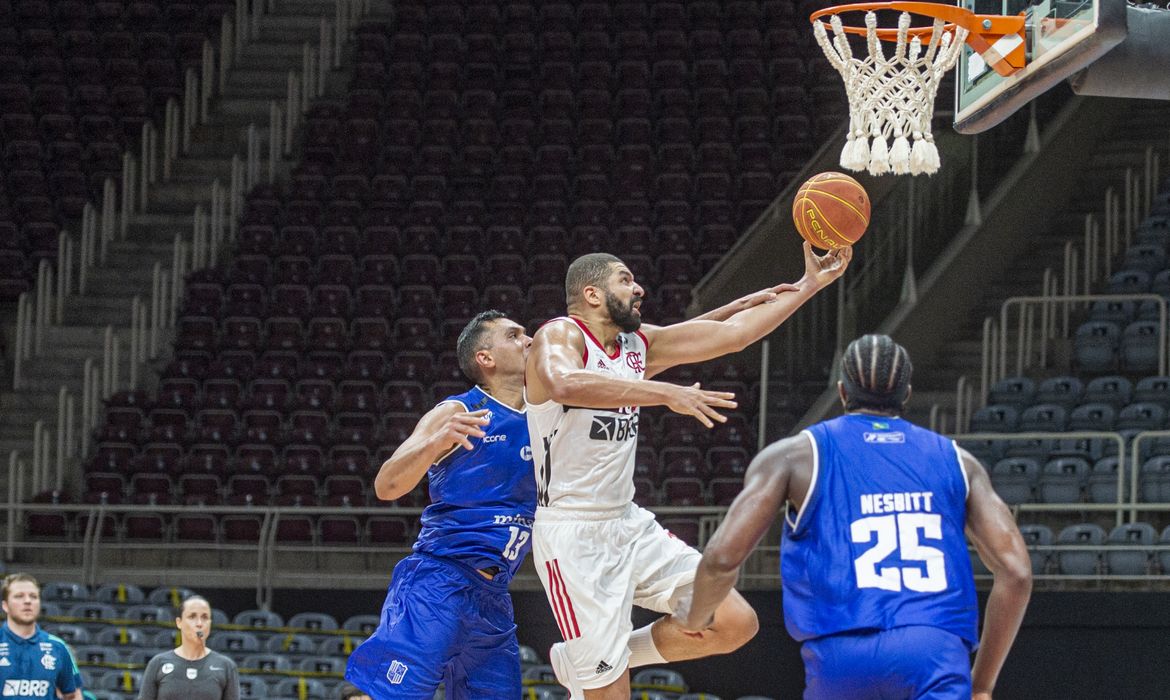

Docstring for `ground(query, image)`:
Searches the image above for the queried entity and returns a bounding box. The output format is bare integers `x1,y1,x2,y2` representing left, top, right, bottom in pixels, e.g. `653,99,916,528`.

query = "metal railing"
951,431,1129,526
0,502,719,606
958,143,1166,415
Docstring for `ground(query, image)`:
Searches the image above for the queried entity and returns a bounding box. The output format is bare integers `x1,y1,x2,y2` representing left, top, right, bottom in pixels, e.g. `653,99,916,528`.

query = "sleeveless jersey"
781,414,979,648
527,317,648,511
413,386,536,582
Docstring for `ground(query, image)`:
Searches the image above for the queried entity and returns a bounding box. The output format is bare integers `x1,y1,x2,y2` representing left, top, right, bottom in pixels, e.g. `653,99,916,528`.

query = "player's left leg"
444,582,523,700
648,588,758,661
629,506,759,661
897,626,972,700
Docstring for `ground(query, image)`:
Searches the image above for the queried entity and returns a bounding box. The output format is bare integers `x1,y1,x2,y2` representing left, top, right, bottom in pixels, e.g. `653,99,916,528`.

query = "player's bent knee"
712,592,759,651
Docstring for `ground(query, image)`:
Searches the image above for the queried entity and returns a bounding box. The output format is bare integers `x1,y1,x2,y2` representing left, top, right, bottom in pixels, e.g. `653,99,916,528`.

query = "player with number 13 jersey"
346,312,536,700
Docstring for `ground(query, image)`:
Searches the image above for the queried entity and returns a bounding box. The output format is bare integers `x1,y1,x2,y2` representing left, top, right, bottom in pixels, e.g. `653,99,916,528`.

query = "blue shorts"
345,554,520,700
801,626,973,700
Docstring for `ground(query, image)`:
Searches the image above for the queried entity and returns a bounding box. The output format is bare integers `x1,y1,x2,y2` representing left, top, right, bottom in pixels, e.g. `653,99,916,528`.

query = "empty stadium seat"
1105,522,1157,575
1037,458,1089,503
1056,524,1106,575
990,458,1038,505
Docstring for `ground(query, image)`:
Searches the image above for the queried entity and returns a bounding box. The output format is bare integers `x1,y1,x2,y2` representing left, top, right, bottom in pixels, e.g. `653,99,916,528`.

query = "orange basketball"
791,172,871,250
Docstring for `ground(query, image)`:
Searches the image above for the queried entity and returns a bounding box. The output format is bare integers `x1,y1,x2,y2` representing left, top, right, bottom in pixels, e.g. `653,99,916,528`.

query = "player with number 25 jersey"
783,414,978,646
682,335,1031,700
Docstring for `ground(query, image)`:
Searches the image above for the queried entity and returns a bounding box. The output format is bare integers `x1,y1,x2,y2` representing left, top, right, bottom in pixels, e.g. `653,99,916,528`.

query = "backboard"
954,0,1127,134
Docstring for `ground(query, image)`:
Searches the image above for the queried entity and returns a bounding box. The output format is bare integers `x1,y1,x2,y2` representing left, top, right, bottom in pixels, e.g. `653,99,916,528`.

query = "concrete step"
222,83,288,101
73,270,158,299
60,298,134,327
41,325,132,346
106,238,180,260
139,183,214,214
0,424,40,441
0,407,51,427
171,157,236,180
0,438,34,458
211,97,275,124
237,43,307,69
274,0,342,12
184,138,246,161
0,392,61,412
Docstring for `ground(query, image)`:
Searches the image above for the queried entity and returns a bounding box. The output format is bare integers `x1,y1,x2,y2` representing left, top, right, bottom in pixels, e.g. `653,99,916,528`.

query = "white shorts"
532,502,702,690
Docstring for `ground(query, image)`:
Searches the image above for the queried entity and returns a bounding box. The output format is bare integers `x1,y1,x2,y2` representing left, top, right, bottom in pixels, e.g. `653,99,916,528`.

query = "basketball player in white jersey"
526,241,852,698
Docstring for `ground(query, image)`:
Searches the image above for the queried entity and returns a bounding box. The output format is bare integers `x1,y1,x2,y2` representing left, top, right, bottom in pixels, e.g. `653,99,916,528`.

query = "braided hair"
840,334,913,413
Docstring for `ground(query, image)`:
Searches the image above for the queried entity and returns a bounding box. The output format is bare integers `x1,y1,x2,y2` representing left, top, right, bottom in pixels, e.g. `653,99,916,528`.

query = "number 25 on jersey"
851,513,947,593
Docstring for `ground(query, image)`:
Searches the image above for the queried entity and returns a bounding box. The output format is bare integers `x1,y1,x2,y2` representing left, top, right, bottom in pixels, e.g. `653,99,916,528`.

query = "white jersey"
527,316,648,511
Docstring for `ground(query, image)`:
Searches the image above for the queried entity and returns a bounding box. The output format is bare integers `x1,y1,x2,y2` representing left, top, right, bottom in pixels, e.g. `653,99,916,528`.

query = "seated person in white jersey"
681,334,1032,700
525,242,851,698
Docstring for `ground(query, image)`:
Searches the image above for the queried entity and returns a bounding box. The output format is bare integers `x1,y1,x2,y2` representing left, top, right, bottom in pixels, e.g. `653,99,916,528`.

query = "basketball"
791,172,871,250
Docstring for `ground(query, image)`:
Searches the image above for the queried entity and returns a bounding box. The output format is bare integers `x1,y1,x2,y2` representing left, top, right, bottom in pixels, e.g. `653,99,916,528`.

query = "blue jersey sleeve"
54,640,79,694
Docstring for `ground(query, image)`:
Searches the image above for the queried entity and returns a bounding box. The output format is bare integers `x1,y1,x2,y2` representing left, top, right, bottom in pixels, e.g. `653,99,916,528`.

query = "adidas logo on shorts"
594,660,612,675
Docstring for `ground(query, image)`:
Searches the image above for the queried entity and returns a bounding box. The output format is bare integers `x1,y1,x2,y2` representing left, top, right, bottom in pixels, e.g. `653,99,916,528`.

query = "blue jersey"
781,415,979,648
0,624,81,700
413,386,536,582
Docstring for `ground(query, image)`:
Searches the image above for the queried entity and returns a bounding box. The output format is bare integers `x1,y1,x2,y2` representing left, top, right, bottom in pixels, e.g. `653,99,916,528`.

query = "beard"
4,608,38,626
606,292,642,333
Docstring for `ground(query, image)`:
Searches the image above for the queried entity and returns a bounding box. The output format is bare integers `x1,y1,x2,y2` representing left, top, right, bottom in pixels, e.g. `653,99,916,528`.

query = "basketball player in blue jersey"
345,310,535,700
681,335,1032,700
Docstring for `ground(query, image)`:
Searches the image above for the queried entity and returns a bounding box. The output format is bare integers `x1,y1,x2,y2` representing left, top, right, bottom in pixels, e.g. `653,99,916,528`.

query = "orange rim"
809,1,1022,43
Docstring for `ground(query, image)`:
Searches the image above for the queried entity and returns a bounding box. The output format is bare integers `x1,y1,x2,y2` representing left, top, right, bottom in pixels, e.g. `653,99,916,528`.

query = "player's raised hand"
972,693,992,700
435,409,490,451
801,240,853,289
665,383,737,428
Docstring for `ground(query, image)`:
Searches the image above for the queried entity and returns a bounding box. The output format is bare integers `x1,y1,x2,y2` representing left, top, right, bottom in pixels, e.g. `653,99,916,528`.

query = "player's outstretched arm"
679,435,806,631
372,404,489,501
642,242,852,375
689,284,802,324
962,448,1032,699
526,319,739,427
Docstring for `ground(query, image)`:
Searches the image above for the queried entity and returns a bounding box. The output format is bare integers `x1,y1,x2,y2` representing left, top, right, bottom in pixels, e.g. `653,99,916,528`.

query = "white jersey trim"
431,399,470,465
475,386,527,415
786,431,820,531
951,440,971,499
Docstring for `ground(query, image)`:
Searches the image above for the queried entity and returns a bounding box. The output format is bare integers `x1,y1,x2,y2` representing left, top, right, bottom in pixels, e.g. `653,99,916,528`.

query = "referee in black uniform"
138,596,239,700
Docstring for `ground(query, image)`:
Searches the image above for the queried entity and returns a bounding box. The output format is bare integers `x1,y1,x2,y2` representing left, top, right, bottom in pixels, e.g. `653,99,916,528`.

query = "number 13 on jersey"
851,513,947,592
502,525,530,561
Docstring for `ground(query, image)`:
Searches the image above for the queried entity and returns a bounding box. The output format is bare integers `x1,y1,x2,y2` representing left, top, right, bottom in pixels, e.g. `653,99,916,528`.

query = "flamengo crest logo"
625,352,644,373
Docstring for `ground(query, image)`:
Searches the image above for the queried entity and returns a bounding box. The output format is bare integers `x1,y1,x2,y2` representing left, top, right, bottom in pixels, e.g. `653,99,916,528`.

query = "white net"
813,11,968,176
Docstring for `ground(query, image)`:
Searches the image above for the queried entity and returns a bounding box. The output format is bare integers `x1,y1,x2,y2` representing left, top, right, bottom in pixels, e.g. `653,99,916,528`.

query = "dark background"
197,588,1170,699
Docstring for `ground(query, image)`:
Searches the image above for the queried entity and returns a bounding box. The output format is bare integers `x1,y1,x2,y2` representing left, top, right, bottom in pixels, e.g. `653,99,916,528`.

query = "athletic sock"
627,622,667,668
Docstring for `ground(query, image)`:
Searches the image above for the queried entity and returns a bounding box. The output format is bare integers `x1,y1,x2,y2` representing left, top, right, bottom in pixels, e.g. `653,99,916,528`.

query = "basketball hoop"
810,2,1026,176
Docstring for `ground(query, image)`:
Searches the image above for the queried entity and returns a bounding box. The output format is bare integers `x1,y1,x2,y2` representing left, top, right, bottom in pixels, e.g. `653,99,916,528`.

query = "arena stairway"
0,0,375,496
